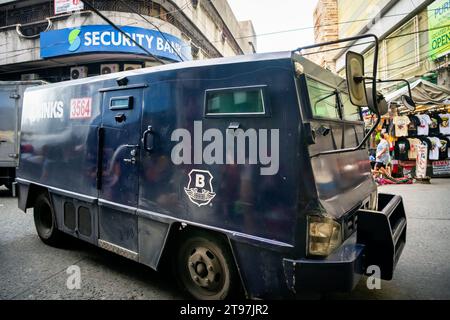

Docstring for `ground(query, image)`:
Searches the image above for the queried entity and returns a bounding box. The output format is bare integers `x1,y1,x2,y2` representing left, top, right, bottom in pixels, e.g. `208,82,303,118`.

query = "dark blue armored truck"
17,40,407,299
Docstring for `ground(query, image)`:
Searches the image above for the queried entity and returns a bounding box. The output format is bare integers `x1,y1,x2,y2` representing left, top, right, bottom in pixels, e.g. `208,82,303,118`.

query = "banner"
416,143,428,178
54,0,84,15
432,160,450,176
40,25,191,62
428,0,450,60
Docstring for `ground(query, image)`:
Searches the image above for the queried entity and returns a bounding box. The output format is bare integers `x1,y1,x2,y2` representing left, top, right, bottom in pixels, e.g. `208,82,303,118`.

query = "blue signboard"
40,25,192,62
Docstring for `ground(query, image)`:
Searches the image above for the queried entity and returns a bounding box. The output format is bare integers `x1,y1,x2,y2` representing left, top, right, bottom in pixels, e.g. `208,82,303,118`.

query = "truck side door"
98,87,144,253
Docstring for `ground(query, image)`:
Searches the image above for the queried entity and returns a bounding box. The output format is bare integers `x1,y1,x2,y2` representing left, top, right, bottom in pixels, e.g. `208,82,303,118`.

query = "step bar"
357,193,407,280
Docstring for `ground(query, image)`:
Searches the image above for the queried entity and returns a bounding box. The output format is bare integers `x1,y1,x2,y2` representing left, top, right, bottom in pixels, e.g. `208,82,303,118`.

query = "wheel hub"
187,247,222,291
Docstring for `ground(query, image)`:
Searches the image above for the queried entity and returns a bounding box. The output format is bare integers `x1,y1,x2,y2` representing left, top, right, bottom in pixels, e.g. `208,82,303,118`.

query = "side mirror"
401,94,416,111
346,51,368,107
366,88,388,115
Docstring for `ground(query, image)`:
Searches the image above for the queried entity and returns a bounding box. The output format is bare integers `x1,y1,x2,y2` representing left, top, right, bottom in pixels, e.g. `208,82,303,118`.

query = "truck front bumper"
283,193,407,293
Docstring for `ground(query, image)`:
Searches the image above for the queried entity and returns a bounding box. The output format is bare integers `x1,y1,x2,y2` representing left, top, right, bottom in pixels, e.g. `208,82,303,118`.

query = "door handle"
142,125,154,152
115,113,126,123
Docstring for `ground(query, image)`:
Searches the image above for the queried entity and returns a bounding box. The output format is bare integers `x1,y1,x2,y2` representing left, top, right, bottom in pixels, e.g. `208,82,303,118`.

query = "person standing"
375,132,391,177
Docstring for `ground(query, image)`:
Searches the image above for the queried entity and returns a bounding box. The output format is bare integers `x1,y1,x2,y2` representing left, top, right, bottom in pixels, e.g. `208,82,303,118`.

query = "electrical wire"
80,0,166,64
117,0,186,62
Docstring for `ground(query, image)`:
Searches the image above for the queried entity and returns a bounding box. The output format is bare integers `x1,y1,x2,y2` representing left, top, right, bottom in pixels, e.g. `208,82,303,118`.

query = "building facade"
0,0,257,82
313,0,449,90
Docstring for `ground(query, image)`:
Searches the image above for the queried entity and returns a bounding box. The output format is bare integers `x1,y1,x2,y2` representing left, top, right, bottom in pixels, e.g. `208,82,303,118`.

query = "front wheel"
175,231,240,300
33,193,64,246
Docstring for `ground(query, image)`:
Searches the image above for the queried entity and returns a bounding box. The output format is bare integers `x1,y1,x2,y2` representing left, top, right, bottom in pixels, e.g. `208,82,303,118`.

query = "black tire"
33,193,64,246
174,230,240,300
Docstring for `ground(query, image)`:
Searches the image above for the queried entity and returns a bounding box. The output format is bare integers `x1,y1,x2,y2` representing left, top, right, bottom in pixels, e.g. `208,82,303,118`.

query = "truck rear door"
0,86,18,167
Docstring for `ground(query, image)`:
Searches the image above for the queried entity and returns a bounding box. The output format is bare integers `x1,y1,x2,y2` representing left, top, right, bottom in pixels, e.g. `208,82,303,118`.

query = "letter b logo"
195,174,205,188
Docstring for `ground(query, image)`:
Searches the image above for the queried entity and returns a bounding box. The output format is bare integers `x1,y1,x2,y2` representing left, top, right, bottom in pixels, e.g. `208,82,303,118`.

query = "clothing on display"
439,113,450,135
394,138,410,161
407,138,422,160
429,114,441,135
438,136,450,160
428,137,442,161
416,114,433,136
407,115,420,136
393,115,410,137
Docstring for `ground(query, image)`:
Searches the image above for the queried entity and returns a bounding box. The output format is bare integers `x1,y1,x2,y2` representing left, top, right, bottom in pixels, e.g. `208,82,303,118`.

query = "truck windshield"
306,77,360,121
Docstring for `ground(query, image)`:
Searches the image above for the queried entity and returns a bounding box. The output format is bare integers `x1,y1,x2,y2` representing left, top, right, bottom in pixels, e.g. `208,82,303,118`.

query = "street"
1,180,450,300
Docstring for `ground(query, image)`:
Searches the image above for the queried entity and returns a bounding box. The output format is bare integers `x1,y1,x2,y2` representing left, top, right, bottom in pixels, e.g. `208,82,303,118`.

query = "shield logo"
184,169,216,207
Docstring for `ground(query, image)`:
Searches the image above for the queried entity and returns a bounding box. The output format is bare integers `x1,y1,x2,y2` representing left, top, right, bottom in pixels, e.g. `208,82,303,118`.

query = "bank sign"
40,25,191,62
428,0,450,60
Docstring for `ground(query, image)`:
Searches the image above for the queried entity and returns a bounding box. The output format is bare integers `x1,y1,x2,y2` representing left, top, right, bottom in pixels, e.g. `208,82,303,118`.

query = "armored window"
306,78,340,119
205,86,266,116
306,77,360,121
110,96,133,110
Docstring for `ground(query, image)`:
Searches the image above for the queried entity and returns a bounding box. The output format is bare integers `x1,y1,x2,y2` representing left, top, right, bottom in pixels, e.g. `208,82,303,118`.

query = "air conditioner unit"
100,64,119,75
21,73,39,81
123,64,142,71
70,66,88,80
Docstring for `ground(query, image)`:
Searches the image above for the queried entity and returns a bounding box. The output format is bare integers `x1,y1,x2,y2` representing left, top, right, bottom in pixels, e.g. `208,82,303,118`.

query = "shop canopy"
385,79,450,106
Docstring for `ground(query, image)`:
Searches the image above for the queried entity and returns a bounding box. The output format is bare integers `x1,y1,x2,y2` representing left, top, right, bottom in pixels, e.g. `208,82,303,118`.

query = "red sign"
70,98,92,119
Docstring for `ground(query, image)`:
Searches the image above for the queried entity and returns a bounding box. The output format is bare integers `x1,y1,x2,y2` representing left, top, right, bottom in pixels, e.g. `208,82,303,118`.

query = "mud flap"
357,193,407,280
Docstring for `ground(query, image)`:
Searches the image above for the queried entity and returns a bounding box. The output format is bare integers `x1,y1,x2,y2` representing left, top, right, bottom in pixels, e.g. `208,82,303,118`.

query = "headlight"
368,190,378,211
307,216,342,256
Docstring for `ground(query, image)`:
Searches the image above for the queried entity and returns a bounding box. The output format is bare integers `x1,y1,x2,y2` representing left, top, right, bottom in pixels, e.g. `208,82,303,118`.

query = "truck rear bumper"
283,192,407,293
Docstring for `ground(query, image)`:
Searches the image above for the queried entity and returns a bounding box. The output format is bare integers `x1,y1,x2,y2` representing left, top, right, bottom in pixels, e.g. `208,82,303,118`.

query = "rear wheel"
33,193,64,246
175,231,239,300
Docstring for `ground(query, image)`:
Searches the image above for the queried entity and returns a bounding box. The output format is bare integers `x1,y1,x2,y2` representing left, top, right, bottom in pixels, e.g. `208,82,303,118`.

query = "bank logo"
184,169,216,207
68,29,81,52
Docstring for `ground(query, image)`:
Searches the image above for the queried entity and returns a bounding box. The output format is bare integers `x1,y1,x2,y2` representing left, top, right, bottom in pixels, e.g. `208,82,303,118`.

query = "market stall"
368,79,450,180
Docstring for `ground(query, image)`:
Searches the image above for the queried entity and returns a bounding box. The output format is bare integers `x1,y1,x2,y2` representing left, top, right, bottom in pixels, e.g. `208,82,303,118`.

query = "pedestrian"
374,132,392,178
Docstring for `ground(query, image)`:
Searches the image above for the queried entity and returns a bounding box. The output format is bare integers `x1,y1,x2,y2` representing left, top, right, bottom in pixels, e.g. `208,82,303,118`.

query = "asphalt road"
1,180,449,300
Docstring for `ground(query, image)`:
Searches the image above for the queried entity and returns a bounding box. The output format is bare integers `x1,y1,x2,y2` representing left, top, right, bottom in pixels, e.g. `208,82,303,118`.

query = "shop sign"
416,144,428,178
428,0,450,60
432,160,450,176
40,25,192,62
54,0,84,15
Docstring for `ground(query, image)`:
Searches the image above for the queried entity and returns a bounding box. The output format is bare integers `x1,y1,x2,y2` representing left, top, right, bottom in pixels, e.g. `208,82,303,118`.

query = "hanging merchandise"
438,113,450,135
394,137,410,161
393,115,410,137
429,113,441,135
416,114,433,136
407,137,422,160
428,136,443,161
438,136,450,160
407,115,420,136
416,143,428,179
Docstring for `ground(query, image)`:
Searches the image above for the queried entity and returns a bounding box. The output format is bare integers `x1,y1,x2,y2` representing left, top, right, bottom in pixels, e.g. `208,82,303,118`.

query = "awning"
385,79,450,105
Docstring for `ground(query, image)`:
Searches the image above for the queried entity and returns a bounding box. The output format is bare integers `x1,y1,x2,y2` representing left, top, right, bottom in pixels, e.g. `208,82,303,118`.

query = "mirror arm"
303,34,380,158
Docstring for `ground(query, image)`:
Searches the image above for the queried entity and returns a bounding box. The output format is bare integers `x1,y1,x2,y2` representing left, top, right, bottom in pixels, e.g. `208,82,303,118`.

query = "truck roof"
25,51,294,92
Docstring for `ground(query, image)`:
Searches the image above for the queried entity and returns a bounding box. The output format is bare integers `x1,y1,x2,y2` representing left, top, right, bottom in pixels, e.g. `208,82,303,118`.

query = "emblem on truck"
184,169,216,207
